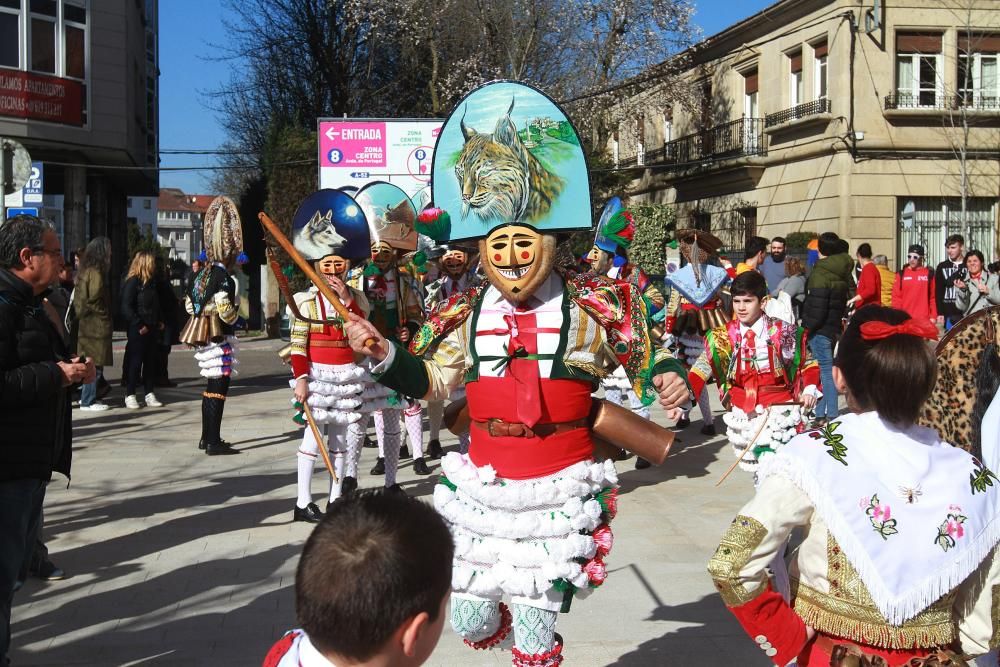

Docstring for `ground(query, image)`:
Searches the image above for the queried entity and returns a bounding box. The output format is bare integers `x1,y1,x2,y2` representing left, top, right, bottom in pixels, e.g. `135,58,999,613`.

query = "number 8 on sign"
328,148,343,164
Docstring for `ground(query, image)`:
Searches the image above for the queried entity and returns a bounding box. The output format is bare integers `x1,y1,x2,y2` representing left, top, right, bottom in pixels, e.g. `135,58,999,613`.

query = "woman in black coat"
120,251,164,408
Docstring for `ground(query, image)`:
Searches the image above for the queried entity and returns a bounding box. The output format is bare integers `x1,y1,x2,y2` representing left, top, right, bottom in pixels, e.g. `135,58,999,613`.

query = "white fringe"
724,405,802,472
759,454,1000,625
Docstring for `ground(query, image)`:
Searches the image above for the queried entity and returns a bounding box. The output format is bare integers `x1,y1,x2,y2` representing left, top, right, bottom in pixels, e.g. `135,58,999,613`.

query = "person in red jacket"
847,243,881,310
891,244,936,323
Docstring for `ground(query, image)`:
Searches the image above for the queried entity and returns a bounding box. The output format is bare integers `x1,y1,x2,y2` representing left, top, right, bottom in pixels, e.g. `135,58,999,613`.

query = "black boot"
385,483,406,495
293,503,323,523
635,457,651,470
676,416,691,429
700,423,717,436
413,456,431,475
399,444,410,460
340,476,358,497
427,438,443,459
370,457,386,475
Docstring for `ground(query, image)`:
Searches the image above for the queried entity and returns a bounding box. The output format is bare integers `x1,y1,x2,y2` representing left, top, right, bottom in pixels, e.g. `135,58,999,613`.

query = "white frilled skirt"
289,361,393,424
194,336,238,378
677,333,705,367
723,404,803,471
434,452,618,608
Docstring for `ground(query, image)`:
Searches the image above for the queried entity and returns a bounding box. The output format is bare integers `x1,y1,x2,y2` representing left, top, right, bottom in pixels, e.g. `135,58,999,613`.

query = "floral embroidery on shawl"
934,508,968,552
862,494,898,540
409,283,486,356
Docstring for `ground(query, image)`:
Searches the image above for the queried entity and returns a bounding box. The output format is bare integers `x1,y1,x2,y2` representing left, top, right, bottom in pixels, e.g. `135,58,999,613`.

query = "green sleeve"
652,355,691,388
371,342,431,399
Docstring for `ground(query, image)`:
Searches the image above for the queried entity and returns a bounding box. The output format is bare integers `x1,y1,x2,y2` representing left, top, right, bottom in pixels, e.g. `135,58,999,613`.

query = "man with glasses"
934,234,966,331
0,215,94,664
892,243,937,324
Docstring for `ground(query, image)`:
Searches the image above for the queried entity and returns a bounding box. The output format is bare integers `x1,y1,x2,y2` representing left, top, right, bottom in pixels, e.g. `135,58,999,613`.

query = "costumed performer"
662,228,732,437
342,81,691,667
180,196,244,456
286,189,393,522
351,182,426,488
422,240,480,460
585,197,666,469
708,305,1000,666
689,271,819,474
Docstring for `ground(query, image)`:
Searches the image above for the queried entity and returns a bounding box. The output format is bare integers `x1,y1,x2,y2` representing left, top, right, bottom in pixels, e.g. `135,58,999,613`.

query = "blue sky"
158,0,775,194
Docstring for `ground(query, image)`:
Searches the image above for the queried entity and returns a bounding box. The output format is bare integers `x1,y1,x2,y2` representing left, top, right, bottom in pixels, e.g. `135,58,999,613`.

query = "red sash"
465,377,594,480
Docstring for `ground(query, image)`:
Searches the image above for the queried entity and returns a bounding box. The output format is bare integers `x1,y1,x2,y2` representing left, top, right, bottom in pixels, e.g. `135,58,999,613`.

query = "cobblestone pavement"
10,337,767,666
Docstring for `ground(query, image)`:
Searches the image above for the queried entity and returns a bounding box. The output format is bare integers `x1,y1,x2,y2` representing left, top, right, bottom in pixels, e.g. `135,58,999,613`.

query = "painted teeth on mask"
497,267,528,279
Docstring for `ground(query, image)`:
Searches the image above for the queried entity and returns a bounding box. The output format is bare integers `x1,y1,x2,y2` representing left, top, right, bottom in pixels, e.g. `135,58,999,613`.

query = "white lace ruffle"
723,404,803,471
194,336,239,378
678,334,704,367
434,452,617,601
290,361,389,424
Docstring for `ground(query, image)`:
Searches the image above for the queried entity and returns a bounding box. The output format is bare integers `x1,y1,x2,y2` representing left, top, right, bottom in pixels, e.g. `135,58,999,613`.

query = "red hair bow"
859,319,939,342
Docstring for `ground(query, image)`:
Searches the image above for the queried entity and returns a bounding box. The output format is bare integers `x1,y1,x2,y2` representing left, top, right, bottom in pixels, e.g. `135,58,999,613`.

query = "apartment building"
615,0,1000,268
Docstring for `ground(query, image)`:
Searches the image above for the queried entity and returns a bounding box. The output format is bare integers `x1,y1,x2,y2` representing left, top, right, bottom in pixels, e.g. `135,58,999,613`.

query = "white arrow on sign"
324,127,339,141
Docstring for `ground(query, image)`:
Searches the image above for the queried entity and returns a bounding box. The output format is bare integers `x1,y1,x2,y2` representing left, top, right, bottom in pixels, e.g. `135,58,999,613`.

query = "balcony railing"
765,98,832,128
884,93,1000,111
617,118,767,170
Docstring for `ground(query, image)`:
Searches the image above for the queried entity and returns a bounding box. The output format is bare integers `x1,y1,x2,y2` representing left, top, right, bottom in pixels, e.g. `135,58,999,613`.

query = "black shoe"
413,456,431,475
201,438,232,451
635,457,651,470
676,416,691,429
427,439,443,459
293,502,323,523
370,457,386,475
206,441,240,456
399,445,410,459
340,476,358,497
700,424,717,436
385,483,406,495
31,559,65,581
198,439,206,450
363,437,377,449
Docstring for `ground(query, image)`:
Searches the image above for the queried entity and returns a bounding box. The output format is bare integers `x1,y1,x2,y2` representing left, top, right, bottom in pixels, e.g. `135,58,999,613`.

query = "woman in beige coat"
74,237,113,411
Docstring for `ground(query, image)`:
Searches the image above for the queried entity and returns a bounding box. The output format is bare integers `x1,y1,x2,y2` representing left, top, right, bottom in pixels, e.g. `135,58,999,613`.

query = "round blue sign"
327,148,343,164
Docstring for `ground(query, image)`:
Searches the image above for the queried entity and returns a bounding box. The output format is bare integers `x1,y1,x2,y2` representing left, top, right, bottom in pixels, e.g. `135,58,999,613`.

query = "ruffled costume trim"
194,336,239,378
289,361,393,424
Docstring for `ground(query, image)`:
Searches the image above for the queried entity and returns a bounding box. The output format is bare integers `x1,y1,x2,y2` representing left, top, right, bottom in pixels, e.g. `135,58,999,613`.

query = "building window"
814,41,828,100
143,199,151,210
63,0,86,80
691,211,711,232
898,197,996,268
0,1,19,69
896,33,943,108
663,108,673,143
176,232,186,241
29,0,57,74
126,197,133,208
789,51,804,106
744,69,759,117
958,35,1000,108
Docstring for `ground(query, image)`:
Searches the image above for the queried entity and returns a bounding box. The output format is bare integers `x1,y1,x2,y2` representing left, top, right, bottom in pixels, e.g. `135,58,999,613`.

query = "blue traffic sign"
328,148,343,164
4,207,38,218
350,172,369,179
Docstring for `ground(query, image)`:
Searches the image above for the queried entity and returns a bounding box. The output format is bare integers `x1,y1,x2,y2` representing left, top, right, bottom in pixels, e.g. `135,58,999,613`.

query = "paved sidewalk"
11,339,768,666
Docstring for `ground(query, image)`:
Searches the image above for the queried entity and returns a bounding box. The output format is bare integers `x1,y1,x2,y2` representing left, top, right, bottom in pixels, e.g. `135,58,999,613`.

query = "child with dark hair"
689,271,820,473
709,305,1000,666
264,490,454,667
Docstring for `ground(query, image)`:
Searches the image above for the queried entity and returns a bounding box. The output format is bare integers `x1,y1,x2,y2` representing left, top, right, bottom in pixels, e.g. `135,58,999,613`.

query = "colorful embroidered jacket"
688,315,819,406
608,263,664,315
350,264,424,340
287,287,368,380
373,271,685,414
708,413,1000,665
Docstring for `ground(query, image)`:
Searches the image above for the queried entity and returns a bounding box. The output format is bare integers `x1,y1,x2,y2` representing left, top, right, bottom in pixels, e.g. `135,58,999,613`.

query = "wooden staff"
303,402,339,483
714,401,802,487
258,211,376,348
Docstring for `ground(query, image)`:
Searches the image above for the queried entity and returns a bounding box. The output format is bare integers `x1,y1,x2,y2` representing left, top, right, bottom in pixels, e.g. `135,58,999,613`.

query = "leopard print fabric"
920,308,1000,452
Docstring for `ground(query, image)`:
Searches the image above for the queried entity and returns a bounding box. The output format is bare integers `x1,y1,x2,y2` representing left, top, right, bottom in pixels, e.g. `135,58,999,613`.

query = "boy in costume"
343,81,691,667
689,271,819,473
180,196,245,456
422,243,479,459
662,229,733,436
351,182,427,487
264,489,454,667
286,189,392,521
586,197,665,468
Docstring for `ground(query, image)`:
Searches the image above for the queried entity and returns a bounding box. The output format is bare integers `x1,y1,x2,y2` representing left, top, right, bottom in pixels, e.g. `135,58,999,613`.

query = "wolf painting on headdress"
455,98,563,225
292,210,348,261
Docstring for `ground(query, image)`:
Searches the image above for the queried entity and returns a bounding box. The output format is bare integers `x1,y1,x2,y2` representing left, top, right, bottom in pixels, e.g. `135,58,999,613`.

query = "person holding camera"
954,249,1000,318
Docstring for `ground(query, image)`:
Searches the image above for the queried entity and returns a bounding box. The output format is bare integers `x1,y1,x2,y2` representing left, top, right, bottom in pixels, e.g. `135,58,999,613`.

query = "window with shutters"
895,33,943,108
789,51,804,106
814,41,828,100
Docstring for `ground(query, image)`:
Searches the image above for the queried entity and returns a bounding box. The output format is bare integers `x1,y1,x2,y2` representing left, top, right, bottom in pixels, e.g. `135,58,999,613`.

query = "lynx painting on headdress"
455,99,563,225
293,210,347,259
371,199,416,244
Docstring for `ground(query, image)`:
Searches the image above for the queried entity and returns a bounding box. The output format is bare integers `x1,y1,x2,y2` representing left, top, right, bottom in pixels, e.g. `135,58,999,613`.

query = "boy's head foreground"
296,489,454,666
730,270,768,325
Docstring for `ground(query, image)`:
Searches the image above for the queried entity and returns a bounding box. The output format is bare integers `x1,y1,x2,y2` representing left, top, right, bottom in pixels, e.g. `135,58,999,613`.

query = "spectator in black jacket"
153,256,180,388
0,215,94,663
934,234,966,331
801,232,854,425
121,251,165,409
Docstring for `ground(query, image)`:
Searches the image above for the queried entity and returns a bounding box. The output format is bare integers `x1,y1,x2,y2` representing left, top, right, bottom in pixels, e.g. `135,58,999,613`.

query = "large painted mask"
440,248,470,279
479,225,556,304
291,189,371,264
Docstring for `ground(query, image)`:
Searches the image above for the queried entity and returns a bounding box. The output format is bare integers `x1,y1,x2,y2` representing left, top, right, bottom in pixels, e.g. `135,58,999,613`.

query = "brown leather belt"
813,635,969,667
472,417,588,439
310,340,350,348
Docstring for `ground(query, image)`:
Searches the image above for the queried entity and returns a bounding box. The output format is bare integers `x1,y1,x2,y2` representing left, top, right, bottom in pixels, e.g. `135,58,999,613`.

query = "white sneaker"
144,393,163,407
125,395,141,409
80,402,111,412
